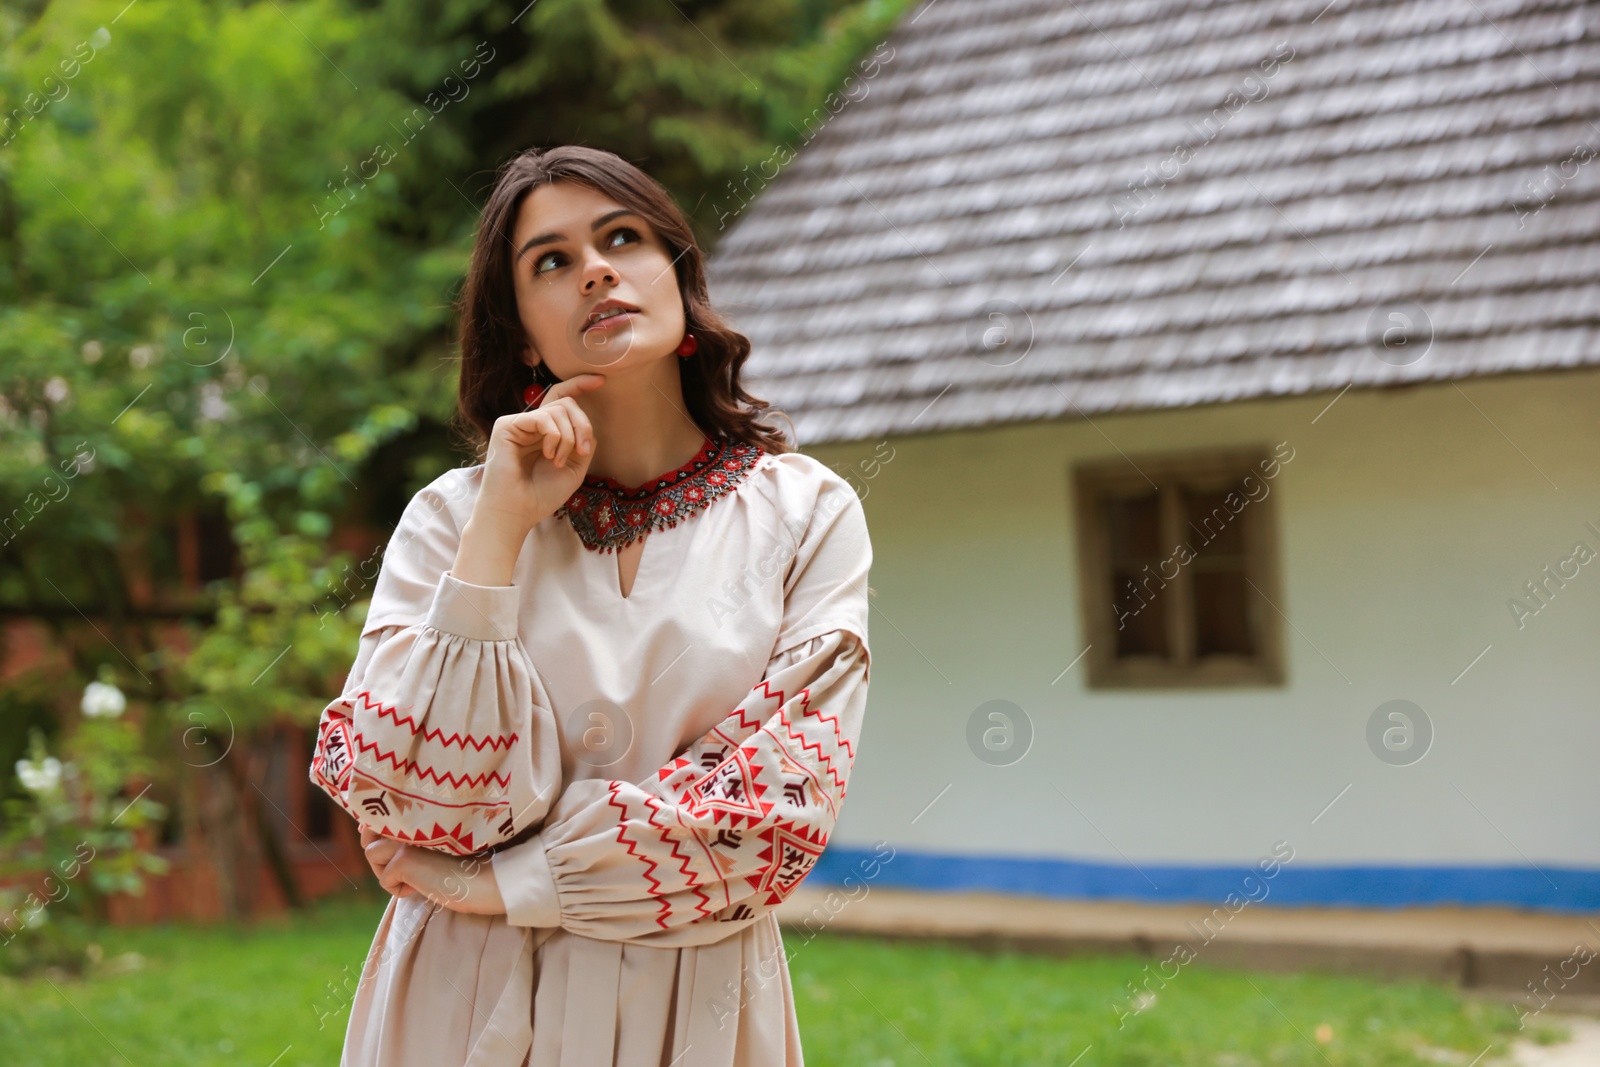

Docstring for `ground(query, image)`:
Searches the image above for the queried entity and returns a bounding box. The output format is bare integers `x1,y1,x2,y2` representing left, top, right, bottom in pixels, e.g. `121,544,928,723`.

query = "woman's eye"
534,227,640,275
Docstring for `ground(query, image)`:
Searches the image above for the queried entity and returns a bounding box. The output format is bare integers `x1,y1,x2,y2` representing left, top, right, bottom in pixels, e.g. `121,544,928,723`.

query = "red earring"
522,383,548,408
675,333,698,358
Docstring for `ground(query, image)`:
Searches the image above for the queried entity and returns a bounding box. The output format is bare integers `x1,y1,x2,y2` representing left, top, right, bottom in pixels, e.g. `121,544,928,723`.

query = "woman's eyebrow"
516,209,641,260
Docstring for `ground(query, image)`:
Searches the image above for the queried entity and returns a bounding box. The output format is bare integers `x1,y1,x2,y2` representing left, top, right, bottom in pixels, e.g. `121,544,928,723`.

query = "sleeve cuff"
423,570,522,642
491,832,562,928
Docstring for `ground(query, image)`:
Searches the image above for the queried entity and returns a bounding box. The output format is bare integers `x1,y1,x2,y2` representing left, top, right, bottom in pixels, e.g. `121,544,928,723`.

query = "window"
1072,448,1288,688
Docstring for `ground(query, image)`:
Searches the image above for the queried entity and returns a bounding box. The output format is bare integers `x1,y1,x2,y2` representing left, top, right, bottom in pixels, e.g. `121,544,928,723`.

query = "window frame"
1071,448,1287,690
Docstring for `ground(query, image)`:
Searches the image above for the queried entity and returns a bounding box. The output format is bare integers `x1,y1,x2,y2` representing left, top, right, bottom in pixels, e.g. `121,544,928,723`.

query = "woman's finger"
537,411,562,461
541,373,606,406
560,397,595,455
361,827,399,860
544,404,576,467
496,407,584,464
364,836,401,870
509,409,555,460
377,847,411,895
494,409,555,451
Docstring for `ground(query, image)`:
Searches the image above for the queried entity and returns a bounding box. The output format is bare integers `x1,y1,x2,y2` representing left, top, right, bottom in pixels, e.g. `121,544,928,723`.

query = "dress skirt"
340,893,807,1067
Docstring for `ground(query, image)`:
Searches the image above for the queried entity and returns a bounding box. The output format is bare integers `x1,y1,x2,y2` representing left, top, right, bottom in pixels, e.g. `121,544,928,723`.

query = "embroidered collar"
556,435,765,553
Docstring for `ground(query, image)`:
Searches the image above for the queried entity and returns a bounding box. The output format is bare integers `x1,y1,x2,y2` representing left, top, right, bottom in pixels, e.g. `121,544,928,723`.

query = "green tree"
0,0,911,918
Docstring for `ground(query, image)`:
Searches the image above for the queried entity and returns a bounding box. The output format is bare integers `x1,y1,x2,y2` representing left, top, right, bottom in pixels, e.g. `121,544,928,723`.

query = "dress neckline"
556,434,765,553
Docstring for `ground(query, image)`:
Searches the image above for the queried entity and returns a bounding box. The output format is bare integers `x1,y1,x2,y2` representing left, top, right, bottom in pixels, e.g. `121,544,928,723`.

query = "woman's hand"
453,373,605,587
361,825,507,916
360,825,415,898
477,373,606,534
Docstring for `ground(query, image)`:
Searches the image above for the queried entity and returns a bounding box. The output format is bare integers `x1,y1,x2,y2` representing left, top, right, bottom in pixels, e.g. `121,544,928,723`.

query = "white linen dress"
308,435,873,1067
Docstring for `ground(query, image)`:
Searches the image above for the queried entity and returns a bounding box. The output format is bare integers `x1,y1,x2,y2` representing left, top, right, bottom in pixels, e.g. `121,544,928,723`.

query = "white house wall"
801,368,1600,909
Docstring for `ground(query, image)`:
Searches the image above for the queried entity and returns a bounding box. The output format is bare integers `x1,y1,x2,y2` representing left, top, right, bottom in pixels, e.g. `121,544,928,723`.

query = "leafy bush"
0,682,168,977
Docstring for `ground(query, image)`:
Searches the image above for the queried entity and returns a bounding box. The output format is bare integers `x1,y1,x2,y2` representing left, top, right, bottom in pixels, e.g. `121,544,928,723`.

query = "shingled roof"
706,0,1600,445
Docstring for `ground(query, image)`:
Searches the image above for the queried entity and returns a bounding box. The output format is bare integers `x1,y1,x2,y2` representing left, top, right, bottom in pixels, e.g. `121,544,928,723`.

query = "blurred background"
2,0,1598,1063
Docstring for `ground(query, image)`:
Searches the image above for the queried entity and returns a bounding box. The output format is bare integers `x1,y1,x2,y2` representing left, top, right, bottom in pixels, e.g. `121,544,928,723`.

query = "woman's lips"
583,310,636,333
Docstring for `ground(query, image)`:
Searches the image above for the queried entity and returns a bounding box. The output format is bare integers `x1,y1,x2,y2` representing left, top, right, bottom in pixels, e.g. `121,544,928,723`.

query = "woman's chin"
573,327,637,368
572,331,683,372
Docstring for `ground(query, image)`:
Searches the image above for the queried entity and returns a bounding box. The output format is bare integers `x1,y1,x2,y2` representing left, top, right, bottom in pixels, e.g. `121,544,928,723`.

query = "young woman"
309,145,872,1066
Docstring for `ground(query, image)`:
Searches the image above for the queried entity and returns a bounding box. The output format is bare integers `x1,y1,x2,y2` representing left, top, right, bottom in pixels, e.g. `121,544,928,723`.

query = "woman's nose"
582,252,617,290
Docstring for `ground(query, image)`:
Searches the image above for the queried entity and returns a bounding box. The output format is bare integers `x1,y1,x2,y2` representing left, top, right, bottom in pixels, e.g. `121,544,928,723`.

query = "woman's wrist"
437,851,506,916
452,513,531,586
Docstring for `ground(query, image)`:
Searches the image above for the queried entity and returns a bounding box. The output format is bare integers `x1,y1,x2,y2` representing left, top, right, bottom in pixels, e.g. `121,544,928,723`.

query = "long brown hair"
450,145,792,462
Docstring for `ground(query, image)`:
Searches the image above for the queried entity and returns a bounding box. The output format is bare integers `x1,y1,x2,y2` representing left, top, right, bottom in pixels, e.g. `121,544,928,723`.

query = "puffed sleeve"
308,473,564,857
489,469,872,945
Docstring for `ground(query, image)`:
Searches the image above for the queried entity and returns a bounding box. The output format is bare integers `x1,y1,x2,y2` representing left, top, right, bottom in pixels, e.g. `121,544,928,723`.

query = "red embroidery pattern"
604,671,857,928
556,435,765,553
368,693,518,752
309,690,522,857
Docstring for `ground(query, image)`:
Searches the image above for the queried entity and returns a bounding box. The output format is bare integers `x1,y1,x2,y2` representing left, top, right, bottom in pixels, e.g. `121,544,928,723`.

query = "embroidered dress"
309,435,872,1067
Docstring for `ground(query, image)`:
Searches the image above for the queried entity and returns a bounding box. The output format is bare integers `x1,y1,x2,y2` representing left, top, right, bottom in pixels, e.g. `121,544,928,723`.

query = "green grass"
788,933,1546,1066
0,893,1548,1066
0,895,390,1067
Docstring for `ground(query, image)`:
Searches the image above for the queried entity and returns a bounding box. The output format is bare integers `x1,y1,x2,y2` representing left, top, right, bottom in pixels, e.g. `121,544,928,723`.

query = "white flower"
81,681,126,719
15,756,63,793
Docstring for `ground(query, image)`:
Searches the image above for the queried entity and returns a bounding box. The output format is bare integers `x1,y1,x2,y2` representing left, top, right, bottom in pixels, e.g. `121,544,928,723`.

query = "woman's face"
509,180,687,379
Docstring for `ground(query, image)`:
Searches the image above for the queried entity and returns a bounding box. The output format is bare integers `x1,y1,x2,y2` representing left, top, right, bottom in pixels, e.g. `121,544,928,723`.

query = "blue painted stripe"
808,845,1600,913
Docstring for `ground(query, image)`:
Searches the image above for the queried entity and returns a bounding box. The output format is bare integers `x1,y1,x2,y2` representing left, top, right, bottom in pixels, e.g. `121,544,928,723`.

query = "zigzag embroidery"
772,688,851,791
756,722,839,819
799,691,855,762
715,677,788,738
609,784,675,929
652,679,792,791
642,791,718,921
390,821,481,854
613,781,756,927
609,785,698,929
707,722,753,754
351,692,519,752
612,655,862,932
353,734,511,791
